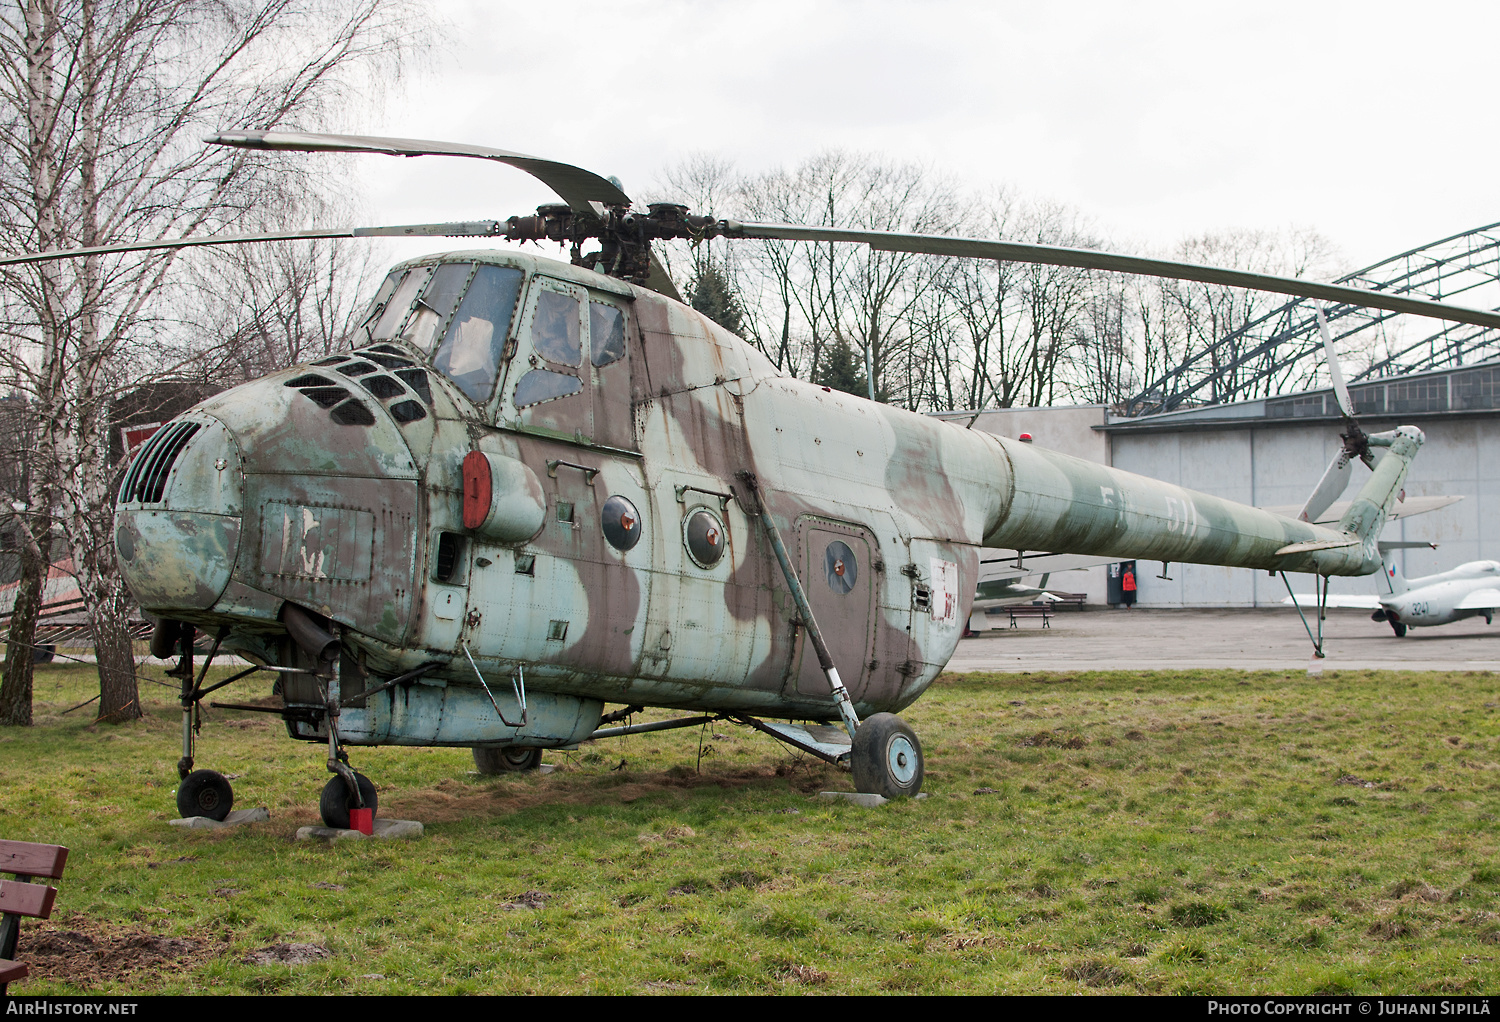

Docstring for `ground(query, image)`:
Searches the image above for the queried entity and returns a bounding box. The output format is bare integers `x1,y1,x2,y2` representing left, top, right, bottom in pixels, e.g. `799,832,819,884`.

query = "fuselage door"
792,518,878,705
587,295,636,452
508,278,592,441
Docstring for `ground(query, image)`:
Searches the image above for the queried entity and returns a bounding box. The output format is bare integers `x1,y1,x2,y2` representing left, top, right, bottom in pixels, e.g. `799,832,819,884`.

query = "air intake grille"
118,421,201,504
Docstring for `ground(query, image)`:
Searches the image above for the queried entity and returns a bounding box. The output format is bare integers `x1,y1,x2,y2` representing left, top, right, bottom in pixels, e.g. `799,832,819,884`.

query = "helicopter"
14,130,1500,827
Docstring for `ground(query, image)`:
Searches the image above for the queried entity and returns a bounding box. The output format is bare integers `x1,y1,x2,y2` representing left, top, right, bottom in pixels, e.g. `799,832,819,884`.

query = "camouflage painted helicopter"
14,130,1500,828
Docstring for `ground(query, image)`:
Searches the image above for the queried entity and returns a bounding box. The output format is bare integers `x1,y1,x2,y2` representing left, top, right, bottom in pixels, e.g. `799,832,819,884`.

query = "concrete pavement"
948,607,1500,673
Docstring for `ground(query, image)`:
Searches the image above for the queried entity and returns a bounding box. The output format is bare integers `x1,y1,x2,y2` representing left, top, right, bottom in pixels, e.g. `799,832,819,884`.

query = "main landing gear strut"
282,611,376,830
741,471,925,798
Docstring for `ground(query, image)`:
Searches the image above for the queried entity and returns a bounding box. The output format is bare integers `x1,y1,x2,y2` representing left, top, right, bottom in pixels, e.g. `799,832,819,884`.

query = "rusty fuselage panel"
115,249,1420,749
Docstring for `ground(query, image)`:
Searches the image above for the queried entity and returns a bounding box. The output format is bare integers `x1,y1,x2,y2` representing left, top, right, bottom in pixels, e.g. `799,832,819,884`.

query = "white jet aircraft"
1284,552,1500,637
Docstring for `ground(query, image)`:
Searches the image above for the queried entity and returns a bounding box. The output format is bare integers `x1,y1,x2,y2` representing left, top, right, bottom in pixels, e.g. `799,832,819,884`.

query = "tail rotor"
1298,304,1395,523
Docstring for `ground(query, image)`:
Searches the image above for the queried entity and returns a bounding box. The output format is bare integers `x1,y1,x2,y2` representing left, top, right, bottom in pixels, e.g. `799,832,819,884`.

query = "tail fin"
1377,546,1407,595
1294,425,1424,577
1375,540,1436,595
1336,426,1423,546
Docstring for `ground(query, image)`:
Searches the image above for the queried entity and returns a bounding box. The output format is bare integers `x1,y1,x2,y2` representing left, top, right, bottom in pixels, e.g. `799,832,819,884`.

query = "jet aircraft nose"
115,414,245,613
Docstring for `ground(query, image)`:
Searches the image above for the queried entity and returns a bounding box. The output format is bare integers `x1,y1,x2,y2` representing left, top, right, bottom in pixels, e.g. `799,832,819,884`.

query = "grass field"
2,661,1499,995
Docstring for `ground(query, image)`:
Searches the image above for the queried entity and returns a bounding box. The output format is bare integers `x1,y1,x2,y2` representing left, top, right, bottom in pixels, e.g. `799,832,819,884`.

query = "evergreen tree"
686,262,745,337
814,338,872,398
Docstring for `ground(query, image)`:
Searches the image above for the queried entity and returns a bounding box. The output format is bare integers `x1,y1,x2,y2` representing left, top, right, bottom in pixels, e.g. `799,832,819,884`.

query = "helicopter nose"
115,414,244,612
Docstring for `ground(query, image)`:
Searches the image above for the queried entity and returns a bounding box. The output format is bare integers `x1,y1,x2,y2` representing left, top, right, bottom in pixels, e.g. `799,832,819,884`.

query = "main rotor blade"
0,221,510,266
645,251,683,303
207,130,631,212
725,222,1500,331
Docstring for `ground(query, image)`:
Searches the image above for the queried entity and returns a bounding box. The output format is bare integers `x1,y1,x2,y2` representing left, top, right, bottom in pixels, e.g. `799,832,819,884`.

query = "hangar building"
946,221,1500,609
946,360,1500,608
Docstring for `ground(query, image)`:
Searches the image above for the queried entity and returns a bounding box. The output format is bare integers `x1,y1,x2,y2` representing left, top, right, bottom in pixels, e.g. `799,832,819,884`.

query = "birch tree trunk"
0,0,419,723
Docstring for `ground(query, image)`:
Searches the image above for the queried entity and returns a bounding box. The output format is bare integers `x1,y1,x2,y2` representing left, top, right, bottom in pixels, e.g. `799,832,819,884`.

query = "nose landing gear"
165,622,239,822
319,770,378,829
318,620,376,831
178,768,234,822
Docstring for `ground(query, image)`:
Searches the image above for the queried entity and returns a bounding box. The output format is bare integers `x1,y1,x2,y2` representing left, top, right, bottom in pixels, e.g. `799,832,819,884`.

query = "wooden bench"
1008,604,1052,628
0,840,68,994
1049,592,1088,610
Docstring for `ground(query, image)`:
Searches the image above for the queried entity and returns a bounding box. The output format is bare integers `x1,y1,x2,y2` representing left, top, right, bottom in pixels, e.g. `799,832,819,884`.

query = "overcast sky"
339,0,1500,276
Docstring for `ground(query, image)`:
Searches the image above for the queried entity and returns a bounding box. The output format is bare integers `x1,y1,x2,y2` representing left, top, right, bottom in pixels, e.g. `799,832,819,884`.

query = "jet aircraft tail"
1379,547,1407,595
1374,540,1438,595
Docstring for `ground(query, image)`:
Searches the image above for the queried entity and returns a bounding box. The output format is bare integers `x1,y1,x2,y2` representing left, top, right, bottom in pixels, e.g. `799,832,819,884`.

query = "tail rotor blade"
1300,452,1353,523
1316,304,1355,420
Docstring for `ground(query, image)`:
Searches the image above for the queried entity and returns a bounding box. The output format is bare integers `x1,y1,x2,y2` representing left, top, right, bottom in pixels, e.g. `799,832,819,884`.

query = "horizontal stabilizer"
1455,589,1500,612
1378,541,1438,554
1259,494,1462,525
1275,538,1360,556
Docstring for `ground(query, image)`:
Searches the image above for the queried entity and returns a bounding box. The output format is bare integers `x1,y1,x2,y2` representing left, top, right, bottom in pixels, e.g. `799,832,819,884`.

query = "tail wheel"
319,772,377,830
851,713,924,799
177,769,234,822
472,746,543,774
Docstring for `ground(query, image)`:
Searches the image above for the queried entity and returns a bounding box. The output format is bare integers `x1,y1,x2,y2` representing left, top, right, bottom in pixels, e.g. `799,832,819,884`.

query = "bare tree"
0,389,49,725
1146,227,1340,406
645,152,1347,420
174,233,386,385
0,0,418,724
732,151,962,401
1067,272,1136,406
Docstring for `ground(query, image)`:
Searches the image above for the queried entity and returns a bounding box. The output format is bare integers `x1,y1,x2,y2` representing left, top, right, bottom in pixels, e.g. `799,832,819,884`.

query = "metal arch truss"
1125,222,1500,416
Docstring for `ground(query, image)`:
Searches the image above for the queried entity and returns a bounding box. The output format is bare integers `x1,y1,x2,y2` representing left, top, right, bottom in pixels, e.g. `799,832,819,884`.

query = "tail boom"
976,426,1423,578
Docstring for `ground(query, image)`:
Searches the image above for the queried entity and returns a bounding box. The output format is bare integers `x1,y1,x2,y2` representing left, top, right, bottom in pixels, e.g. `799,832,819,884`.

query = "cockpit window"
353,270,403,345
369,266,432,341
533,289,581,367
431,265,523,403
514,368,583,407
590,302,626,367
401,262,473,353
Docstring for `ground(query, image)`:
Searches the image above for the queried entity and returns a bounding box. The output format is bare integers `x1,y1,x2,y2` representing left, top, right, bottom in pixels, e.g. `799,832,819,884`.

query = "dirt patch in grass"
1368,916,1420,940
1063,958,1135,988
241,943,329,966
383,765,836,823
1019,731,1088,749
18,914,228,990
497,891,549,910
1387,879,1447,903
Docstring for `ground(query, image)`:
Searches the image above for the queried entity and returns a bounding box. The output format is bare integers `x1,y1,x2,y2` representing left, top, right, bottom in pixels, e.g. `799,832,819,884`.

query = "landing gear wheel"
177,769,234,821
319,772,377,830
1391,621,1408,638
472,746,543,774
851,712,924,799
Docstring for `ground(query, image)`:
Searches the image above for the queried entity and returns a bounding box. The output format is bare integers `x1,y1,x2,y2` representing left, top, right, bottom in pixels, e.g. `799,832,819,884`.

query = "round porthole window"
825,540,857,594
601,495,643,551
684,508,726,567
